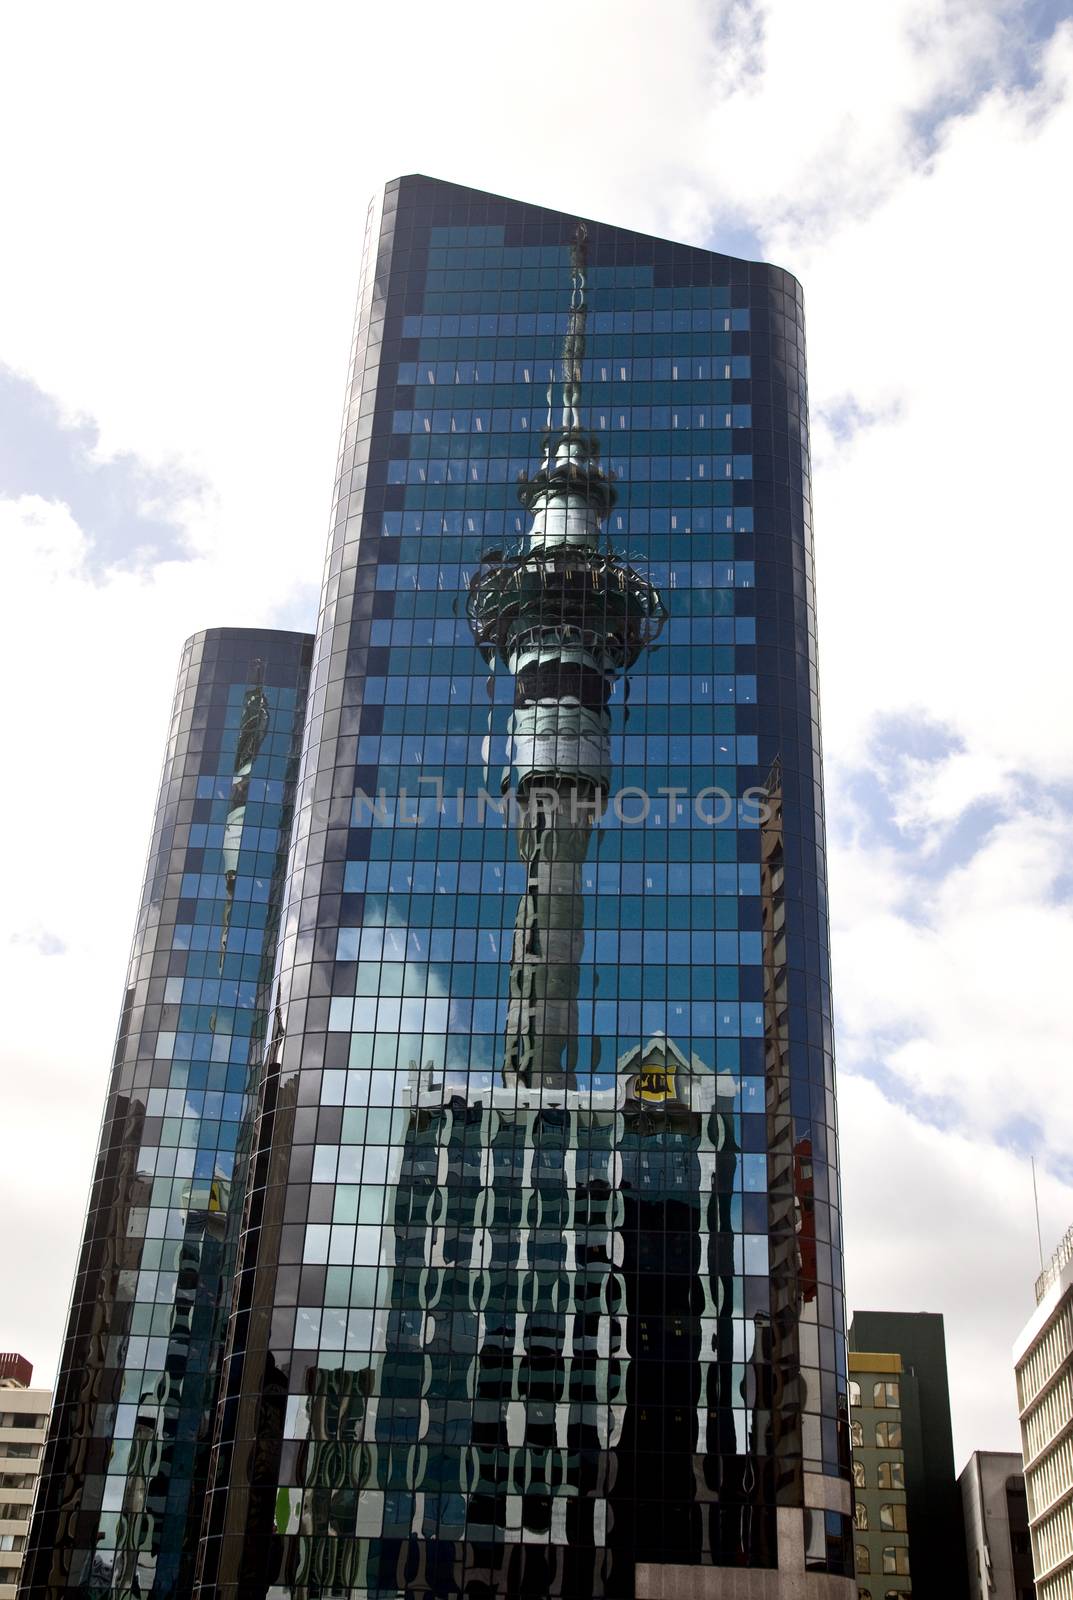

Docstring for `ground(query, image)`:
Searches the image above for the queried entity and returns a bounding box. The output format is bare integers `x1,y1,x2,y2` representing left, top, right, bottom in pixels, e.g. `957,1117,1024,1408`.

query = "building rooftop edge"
848,1352,903,1374
181,626,316,653
850,1309,948,1322
957,1449,1024,1470
1014,1252,1073,1366
378,173,804,292
1035,1221,1073,1304
0,1353,33,1387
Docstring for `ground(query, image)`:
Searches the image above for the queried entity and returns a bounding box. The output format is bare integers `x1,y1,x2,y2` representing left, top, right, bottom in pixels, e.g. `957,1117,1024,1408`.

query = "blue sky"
1,0,1072,1464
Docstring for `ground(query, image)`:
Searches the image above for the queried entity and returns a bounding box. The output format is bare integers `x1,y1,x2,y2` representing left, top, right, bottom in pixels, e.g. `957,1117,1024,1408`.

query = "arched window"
880,1503,908,1531
851,1420,864,1447
855,1544,871,1574
875,1421,902,1448
872,1379,899,1408
854,1503,869,1531
882,1546,910,1575
877,1461,904,1489
853,1460,867,1488
849,1379,862,1407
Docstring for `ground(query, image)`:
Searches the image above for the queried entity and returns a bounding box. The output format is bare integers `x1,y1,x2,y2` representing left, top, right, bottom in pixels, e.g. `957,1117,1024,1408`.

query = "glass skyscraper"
21,629,313,1599
24,177,853,1600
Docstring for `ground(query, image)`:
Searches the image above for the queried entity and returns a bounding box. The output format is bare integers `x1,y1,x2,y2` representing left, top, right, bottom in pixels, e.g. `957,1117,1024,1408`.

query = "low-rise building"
850,1310,968,1599
849,1351,912,1597
959,1449,1036,1600
0,1354,51,1600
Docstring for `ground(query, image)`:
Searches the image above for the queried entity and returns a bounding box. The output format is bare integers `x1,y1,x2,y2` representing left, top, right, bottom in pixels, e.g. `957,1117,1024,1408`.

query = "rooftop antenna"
1031,1155,1045,1270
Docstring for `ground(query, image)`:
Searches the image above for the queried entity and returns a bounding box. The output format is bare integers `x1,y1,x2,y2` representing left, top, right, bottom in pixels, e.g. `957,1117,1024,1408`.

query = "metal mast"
468,225,666,1091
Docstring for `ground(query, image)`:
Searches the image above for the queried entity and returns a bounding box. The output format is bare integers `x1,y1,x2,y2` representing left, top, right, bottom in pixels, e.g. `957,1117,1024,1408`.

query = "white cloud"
788,23,1073,791
781,32,1073,1468
832,796,1073,1151
839,1071,1071,1464
0,0,1070,1469
695,0,1018,236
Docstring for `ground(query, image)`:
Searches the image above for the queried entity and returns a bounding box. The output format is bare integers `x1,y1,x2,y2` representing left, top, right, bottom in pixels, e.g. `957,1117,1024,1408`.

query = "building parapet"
1038,1223,1073,1306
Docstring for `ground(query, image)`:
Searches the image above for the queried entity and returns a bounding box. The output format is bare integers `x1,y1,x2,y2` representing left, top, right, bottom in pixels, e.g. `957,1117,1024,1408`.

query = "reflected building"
278,1043,740,1600
25,175,852,1599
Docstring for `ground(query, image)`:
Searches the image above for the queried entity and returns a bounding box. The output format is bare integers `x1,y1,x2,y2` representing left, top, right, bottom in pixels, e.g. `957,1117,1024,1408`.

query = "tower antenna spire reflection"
468,221,666,1091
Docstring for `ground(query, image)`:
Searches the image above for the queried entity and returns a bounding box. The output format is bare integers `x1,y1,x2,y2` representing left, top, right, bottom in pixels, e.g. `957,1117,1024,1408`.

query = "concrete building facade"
1015,1226,1073,1600
959,1449,1035,1600
0,1357,51,1600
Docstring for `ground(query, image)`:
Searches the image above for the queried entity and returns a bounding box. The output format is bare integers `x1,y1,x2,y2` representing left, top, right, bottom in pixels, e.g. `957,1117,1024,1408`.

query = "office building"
0,1355,51,1600
847,1351,910,1595
959,1450,1035,1600
849,1310,968,1598
19,631,313,1598
25,176,852,1598
194,176,852,1599
1015,1225,1073,1599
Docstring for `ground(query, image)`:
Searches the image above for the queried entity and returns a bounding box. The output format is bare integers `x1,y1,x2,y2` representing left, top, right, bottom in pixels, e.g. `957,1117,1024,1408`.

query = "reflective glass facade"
22,628,313,1599
193,178,853,1598
22,177,852,1600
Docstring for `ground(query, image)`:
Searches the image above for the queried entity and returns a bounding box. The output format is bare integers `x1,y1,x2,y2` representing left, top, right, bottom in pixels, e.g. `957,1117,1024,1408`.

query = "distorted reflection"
467,225,665,1092
218,659,270,974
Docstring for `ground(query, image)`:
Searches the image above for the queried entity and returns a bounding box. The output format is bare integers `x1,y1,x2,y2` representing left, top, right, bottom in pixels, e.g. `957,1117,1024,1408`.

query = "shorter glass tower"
21,628,312,1600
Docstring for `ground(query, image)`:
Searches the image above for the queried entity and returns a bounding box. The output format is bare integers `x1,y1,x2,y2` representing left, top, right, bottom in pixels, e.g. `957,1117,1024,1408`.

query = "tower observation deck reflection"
467,225,666,1091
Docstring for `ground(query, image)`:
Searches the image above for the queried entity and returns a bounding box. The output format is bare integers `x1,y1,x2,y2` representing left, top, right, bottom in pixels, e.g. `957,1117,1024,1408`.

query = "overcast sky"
2,0,1071,1468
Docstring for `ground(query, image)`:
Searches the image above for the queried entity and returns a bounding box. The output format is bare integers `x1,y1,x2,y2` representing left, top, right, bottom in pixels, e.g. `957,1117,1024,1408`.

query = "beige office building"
848,1351,912,1596
0,1354,51,1600
1015,1226,1073,1600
